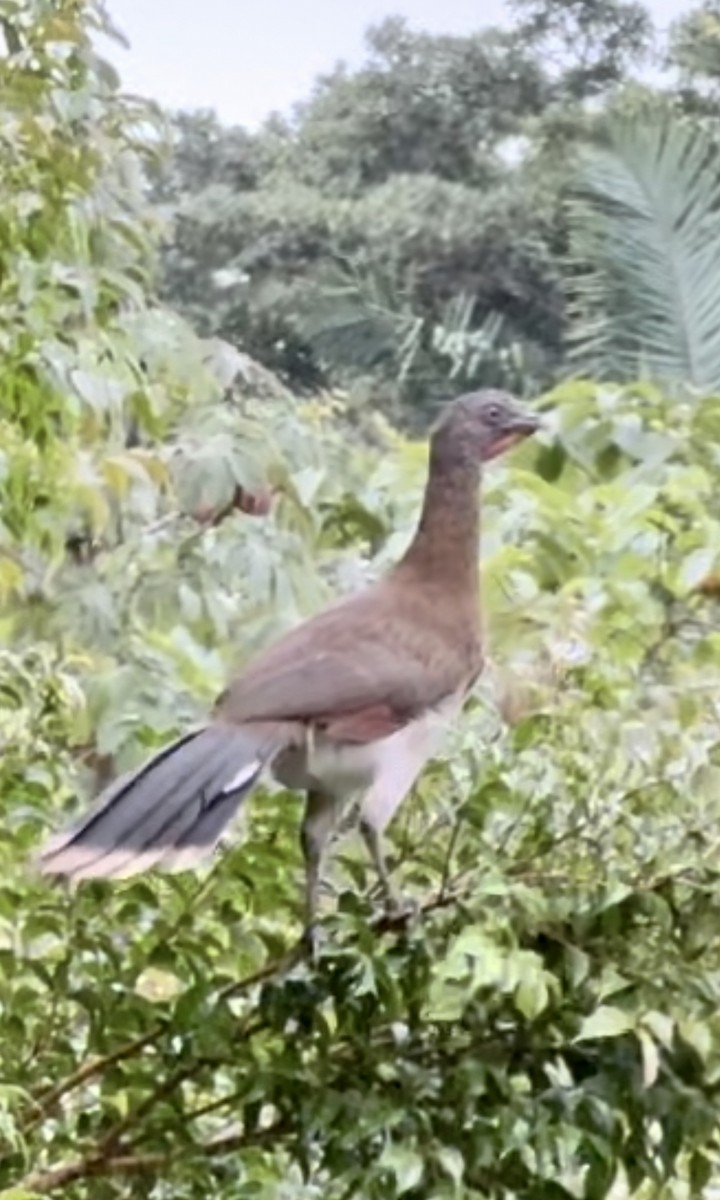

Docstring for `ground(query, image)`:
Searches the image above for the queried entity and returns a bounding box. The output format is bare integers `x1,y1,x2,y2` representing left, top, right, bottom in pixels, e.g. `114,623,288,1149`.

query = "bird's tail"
37,722,286,882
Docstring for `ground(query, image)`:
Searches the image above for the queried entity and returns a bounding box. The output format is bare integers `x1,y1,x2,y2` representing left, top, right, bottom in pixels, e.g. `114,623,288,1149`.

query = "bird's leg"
300,788,342,959
359,817,408,918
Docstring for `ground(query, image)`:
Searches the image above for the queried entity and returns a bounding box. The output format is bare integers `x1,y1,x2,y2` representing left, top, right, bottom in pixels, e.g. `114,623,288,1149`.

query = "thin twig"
22,1026,166,1131
18,1123,290,1194
217,946,303,1001
96,1014,266,1157
18,882,475,1181
19,952,289,1136
439,812,465,901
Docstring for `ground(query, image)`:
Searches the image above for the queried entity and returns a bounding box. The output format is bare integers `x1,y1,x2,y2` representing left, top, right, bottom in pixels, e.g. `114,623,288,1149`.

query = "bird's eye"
486,404,501,423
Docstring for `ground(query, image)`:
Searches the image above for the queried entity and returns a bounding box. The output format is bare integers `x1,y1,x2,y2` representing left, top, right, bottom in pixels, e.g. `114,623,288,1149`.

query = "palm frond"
567,113,720,391
295,259,423,378
431,294,504,380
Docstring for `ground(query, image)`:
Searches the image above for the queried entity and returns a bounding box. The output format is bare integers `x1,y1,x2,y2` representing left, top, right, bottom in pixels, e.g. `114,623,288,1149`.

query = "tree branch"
18,1123,290,1194
97,1004,268,1157
16,883,473,1184
22,1026,167,1132
20,944,297,1137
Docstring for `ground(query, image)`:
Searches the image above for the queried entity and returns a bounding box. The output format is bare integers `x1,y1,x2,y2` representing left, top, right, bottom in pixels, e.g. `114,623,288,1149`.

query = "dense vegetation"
152,0,720,418
4,1,720,1198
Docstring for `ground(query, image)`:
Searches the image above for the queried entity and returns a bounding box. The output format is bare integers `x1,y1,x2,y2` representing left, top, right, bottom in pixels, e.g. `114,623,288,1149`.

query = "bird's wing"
216,583,479,739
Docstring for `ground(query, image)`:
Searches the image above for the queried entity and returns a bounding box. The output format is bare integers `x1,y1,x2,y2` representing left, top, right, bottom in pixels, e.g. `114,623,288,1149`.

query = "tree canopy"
149,0,720,419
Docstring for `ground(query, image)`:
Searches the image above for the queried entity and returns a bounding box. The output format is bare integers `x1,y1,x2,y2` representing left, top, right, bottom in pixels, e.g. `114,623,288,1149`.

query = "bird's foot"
381,890,420,927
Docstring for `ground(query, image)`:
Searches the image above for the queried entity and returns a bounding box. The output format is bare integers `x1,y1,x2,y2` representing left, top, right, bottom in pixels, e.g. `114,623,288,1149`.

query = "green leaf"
379,1145,424,1195
568,110,720,390
564,945,591,988
637,1028,660,1087
689,1151,712,1194
678,547,716,593
643,1010,675,1049
436,1145,465,1188
678,1018,712,1061
515,974,549,1021
576,1006,635,1042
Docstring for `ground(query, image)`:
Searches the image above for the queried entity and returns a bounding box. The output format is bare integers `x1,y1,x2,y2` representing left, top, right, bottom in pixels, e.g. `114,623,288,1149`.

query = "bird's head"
435,388,540,463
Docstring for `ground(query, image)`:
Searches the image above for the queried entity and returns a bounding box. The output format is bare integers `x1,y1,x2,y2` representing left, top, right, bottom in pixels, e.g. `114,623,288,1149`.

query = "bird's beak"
506,410,541,438
483,410,541,462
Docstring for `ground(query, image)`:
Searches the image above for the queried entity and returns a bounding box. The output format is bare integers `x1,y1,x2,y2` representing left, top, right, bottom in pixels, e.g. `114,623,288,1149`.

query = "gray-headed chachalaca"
38,390,539,936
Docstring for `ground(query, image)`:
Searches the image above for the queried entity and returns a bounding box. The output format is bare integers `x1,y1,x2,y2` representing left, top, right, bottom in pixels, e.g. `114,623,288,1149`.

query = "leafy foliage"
151,18,570,414
668,0,720,109
509,0,653,98
567,110,720,388
9,363,720,1198
4,2,720,1199
150,5,720,412
288,18,550,190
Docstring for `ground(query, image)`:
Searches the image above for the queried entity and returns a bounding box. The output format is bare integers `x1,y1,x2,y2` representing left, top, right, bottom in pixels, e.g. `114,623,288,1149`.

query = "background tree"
152,1,720,417
667,0,720,110
151,5,710,417
566,106,720,388
508,0,653,99
151,17,574,415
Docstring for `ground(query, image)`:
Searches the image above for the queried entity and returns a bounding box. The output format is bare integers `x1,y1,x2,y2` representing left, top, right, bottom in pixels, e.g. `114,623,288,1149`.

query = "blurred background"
101,0,720,424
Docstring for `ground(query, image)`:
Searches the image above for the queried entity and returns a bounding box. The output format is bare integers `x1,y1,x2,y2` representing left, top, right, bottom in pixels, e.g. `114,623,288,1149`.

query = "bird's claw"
383,891,419,926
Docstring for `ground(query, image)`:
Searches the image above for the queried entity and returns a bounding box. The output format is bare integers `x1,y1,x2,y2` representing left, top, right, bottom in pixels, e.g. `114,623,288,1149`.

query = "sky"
105,0,695,130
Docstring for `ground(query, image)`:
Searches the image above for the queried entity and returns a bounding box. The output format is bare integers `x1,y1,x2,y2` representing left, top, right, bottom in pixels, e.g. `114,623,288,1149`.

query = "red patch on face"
482,431,526,462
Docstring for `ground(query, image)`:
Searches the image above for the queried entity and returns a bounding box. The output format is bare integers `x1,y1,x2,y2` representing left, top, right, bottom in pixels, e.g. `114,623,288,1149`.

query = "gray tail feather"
37,724,279,882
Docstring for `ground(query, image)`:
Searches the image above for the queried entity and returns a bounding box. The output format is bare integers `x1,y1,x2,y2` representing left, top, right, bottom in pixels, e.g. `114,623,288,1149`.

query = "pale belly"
271,690,465,831
272,735,380,795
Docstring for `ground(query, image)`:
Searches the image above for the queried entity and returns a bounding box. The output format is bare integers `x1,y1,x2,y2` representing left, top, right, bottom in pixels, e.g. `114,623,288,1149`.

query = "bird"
38,390,539,944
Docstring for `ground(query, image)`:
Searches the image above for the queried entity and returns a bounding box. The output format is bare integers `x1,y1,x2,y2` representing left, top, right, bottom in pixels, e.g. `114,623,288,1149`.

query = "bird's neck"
396,435,481,595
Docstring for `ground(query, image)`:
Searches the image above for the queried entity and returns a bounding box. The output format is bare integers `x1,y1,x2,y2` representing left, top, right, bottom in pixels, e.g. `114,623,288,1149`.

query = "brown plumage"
37,390,539,940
